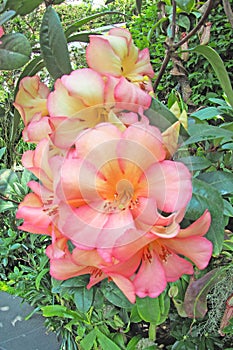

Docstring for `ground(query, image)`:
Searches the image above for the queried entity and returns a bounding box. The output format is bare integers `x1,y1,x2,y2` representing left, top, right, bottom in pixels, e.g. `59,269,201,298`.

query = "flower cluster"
15,28,212,303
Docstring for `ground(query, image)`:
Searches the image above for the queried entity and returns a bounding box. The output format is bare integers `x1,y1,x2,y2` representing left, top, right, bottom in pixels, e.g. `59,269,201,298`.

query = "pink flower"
47,242,140,303
14,76,50,126
54,120,192,257
86,28,154,87
0,26,4,44
113,210,212,299
48,68,151,148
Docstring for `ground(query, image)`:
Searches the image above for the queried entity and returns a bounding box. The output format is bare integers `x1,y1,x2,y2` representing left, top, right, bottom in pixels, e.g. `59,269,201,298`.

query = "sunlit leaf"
193,45,233,108
136,296,161,323
0,33,31,70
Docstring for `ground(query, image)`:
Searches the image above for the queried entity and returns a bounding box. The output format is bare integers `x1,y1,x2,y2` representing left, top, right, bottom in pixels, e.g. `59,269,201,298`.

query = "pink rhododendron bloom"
47,242,141,303
49,70,151,149
86,28,154,87
54,120,192,257
113,210,212,299
14,76,49,127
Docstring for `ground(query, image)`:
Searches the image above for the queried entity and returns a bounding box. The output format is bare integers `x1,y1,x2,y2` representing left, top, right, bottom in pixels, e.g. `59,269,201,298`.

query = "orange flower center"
103,178,139,212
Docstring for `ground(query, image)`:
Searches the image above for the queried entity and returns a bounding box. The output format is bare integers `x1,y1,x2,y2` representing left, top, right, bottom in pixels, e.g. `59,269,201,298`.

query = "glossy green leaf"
96,329,121,350
6,0,43,15
0,147,6,159
0,169,18,193
80,329,97,350
0,200,15,212
67,32,99,44
193,45,233,108
126,335,142,350
176,156,211,171
0,10,16,25
198,171,233,195
40,6,72,80
146,97,188,138
176,0,195,12
136,296,161,324
0,33,31,70
184,124,233,145
65,11,124,38
191,107,220,120
101,280,133,309
185,178,225,255
74,287,93,313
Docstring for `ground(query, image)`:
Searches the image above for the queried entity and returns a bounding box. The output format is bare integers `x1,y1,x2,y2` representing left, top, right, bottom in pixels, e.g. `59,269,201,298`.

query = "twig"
0,193,19,204
153,0,214,90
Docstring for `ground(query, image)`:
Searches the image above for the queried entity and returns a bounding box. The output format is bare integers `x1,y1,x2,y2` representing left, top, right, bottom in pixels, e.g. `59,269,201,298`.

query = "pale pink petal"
23,115,51,143
159,251,193,281
178,210,211,238
47,79,85,117
57,202,108,249
114,77,151,111
133,250,167,298
16,193,52,235
134,48,155,78
61,68,105,106
86,36,122,76
160,236,213,270
143,160,192,212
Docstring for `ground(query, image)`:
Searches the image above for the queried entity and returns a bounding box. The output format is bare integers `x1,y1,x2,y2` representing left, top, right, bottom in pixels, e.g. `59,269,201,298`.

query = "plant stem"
148,322,157,341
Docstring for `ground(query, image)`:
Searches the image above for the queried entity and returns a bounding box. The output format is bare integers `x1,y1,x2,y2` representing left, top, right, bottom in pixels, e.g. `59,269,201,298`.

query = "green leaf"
185,178,225,255
0,10,16,25
198,171,233,195
136,296,161,324
67,32,99,44
0,147,6,160
6,0,43,15
223,199,233,217
176,0,195,12
193,45,233,108
80,329,96,350
35,268,49,291
96,329,121,350
126,335,142,350
0,169,18,193
146,97,188,138
0,33,31,70
176,156,212,171
41,305,81,319
74,287,93,313
65,11,124,38
101,280,133,309
190,107,220,120
40,6,72,80
184,124,233,145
